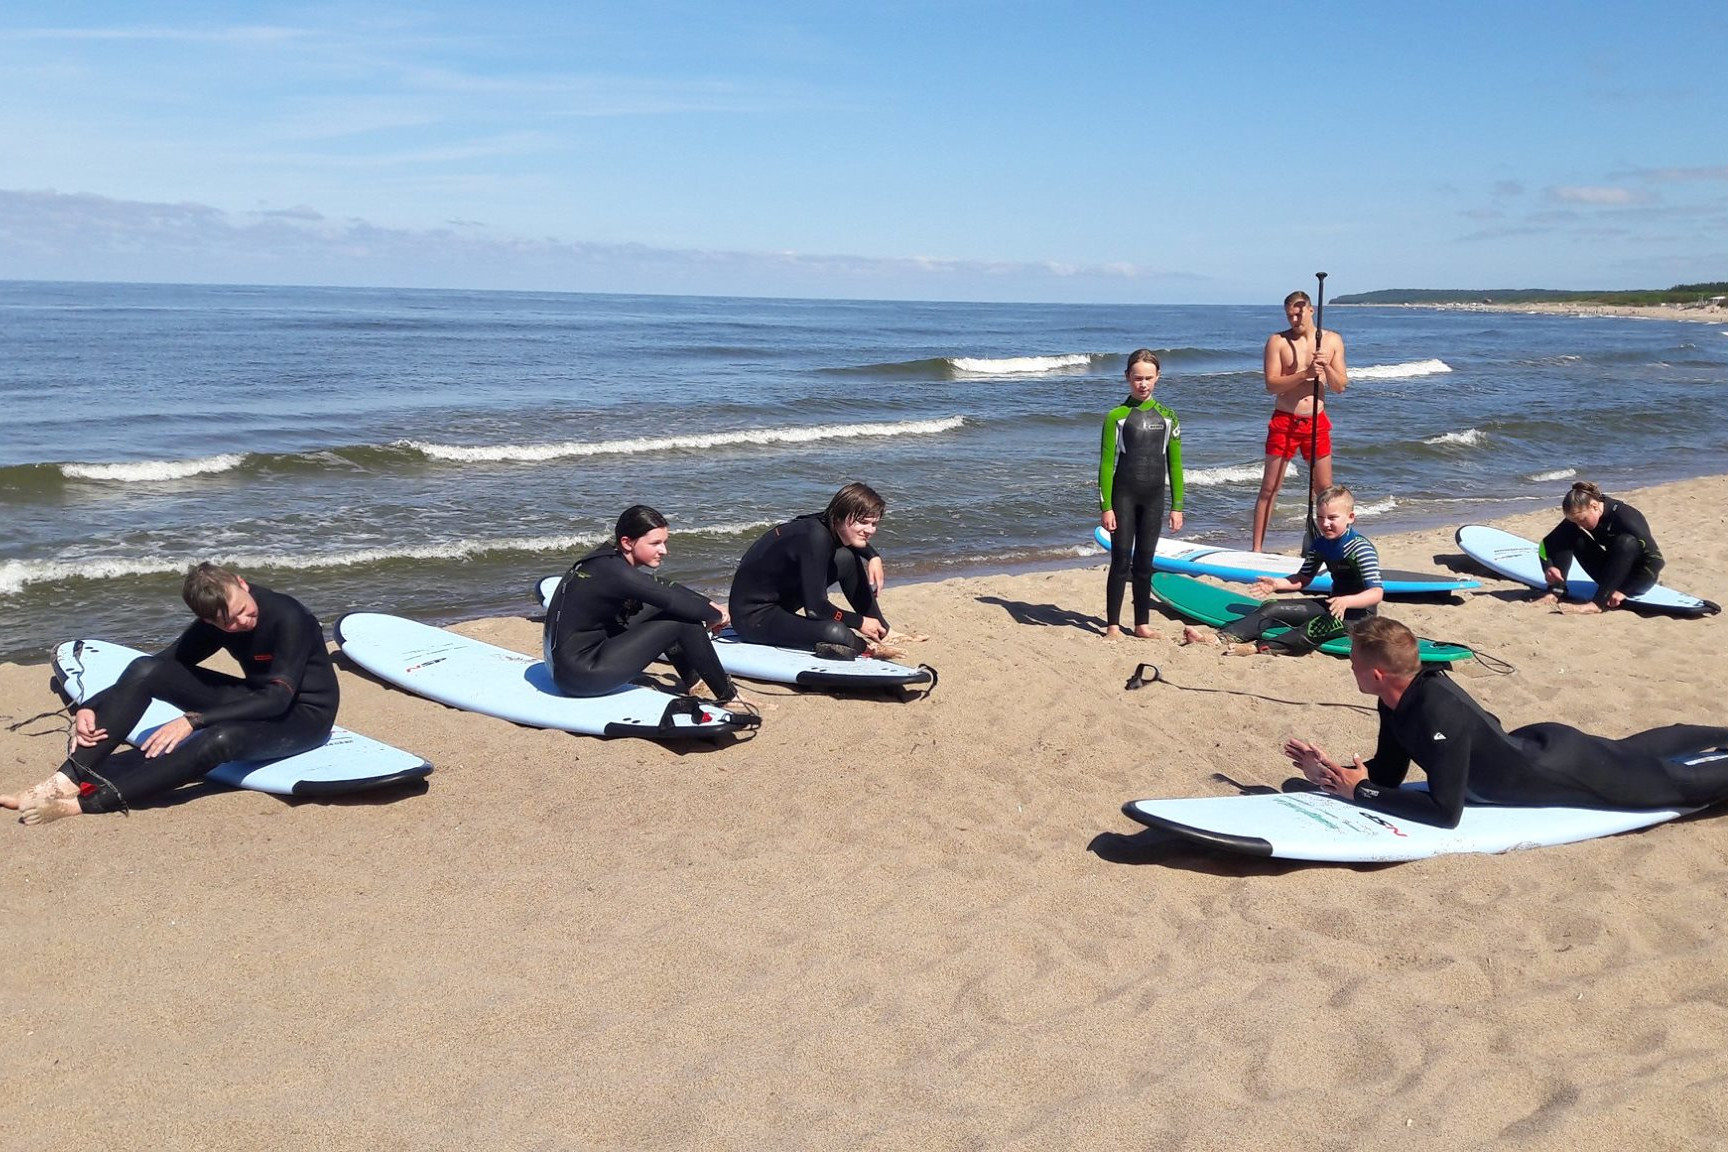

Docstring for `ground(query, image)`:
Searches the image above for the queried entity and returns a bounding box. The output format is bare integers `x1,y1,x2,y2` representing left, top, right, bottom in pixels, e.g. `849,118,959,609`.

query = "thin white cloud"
1636,165,1728,183
0,24,310,44
1548,185,1652,206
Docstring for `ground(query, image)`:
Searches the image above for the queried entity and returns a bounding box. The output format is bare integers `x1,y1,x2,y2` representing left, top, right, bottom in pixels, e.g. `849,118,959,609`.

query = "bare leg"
0,770,77,812
1251,456,1288,553
1309,453,1334,500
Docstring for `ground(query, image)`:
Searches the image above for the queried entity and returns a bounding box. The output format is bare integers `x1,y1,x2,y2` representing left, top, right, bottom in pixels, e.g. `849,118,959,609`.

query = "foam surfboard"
1455,524,1719,617
534,576,935,691
1149,572,1474,663
1121,778,1712,863
334,612,752,739
1092,526,1480,595
51,639,432,796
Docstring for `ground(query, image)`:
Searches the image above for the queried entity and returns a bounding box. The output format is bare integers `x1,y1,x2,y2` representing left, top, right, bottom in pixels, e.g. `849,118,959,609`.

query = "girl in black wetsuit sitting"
728,482,890,659
1539,481,1665,614
543,506,739,702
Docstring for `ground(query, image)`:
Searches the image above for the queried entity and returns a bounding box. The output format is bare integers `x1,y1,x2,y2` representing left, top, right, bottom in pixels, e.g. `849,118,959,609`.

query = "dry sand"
4,477,1727,1150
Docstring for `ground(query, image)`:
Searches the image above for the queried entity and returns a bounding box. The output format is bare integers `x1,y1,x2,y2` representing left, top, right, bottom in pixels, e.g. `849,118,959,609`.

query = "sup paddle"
1302,271,1328,549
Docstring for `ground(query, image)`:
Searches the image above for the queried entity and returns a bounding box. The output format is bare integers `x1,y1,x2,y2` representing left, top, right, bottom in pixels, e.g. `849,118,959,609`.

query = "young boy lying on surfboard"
1283,616,1728,829
3,564,339,825
1181,485,1383,655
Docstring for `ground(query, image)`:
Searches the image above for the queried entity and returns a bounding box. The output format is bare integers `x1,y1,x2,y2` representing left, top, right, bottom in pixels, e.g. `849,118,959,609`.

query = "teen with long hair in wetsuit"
1099,349,1185,639
543,506,742,704
1286,616,1728,828
1538,481,1665,614
3,563,338,825
728,482,890,659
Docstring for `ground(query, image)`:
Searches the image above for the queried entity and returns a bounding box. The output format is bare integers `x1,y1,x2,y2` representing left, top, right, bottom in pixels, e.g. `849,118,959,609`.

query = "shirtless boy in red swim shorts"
1253,290,1349,552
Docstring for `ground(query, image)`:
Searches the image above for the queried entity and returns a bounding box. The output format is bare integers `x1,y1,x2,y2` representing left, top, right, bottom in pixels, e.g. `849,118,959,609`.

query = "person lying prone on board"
1282,616,1728,829
727,482,901,661
3,563,339,826
1537,480,1665,614
1182,485,1384,655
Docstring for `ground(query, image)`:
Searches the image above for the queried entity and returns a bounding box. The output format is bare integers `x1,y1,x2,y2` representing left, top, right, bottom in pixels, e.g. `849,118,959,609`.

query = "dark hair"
1351,616,1420,677
1284,290,1312,307
182,562,243,623
614,505,668,546
1125,348,1161,375
1561,481,1605,516
824,482,885,525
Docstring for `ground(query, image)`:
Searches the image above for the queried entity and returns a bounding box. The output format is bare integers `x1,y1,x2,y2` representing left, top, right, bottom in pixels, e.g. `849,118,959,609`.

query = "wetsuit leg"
66,656,333,813
733,604,863,655
831,547,887,628
1106,482,1164,628
1573,533,1661,607
552,616,734,698
636,609,735,701
1219,599,1341,655
1518,723,1728,807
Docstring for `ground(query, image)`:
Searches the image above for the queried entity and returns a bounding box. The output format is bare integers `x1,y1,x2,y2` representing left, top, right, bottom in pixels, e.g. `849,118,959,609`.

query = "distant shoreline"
1340,300,1728,324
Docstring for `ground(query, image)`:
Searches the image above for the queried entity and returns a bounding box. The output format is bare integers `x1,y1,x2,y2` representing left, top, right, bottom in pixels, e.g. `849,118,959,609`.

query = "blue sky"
1,2,1724,302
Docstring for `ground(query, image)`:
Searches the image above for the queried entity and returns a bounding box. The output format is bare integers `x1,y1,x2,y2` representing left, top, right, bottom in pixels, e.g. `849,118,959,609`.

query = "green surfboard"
1151,573,1473,664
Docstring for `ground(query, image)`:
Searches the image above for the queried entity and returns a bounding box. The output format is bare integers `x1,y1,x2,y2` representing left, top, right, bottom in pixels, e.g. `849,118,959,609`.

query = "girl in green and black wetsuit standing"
1099,348,1185,639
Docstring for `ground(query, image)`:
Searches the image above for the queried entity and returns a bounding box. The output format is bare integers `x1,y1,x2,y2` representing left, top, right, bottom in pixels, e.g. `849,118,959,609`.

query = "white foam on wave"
1185,461,1296,486
0,521,780,598
1353,497,1398,517
1352,358,1452,380
61,454,246,483
405,417,965,464
949,354,1094,375
1422,429,1486,448
1525,468,1577,483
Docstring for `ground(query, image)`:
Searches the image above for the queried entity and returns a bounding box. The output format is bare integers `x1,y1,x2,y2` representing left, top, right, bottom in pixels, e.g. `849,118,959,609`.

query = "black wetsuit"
1352,667,1728,828
1220,528,1381,654
1540,497,1664,608
1099,396,1184,629
728,513,885,655
66,584,338,813
543,547,733,700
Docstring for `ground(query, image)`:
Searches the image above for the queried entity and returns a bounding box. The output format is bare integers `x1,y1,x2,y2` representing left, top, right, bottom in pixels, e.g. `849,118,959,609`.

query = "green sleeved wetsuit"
1099,396,1184,628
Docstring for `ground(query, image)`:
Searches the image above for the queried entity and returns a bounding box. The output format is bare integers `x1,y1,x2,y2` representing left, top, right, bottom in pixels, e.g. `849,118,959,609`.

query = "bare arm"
1313,331,1348,394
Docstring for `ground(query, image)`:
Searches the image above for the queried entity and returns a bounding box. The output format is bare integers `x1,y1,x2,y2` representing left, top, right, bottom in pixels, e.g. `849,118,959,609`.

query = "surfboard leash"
1123,663,1376,714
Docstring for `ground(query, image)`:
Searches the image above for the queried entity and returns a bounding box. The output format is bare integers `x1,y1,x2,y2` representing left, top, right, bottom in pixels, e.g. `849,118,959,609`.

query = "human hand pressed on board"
860,616,889,642
1251,577,1279,597
71,708,107,750
1168,510,1184,533
708,602,731,632
867,554,886,594
142,714,194,758
1101,510,1117,534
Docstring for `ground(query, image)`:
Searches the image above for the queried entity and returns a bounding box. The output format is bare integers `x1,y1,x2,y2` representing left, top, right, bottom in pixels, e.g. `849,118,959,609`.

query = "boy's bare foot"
1559,601,1604,615
1179,626,1216,646
1104,625,1123,640
19,795,82,825
1132,625,1160,640
1,770,77,812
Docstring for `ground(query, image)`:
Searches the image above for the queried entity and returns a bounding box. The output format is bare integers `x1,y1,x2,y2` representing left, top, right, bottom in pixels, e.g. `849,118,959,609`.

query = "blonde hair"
1315,484,1355,512
1351,616,1420,677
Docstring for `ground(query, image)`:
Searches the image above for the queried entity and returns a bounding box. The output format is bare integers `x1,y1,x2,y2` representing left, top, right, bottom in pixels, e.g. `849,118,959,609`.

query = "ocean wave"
949,354,1096,375
403,417,965,464
1353,497,1397,517
0,521,775,597
1352,358,1452,380
1421,429,1486,448
1524,468,1577,483
60,454,247,483
1186,461,1295,486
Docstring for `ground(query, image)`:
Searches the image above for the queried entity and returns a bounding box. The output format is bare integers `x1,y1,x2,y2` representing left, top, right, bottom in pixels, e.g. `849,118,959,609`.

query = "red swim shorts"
1265,408,1332,461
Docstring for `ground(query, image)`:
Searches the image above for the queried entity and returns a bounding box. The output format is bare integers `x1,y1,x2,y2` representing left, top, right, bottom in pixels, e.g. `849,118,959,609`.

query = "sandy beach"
5,476,1727,1150
1378,300,1728,325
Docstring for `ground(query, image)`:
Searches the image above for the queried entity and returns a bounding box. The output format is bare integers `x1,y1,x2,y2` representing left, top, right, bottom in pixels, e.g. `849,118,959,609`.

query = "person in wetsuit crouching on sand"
729,482,891,660
544,505,744,705
1538,480,1665,614
3,563,338,825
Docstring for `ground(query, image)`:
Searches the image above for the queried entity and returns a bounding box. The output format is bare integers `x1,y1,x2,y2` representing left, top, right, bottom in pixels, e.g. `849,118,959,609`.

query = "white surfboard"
1091,526,1480,595
334,612,753,739
1122,779,1710,863
534,576,935,690
1455,524,1719,616
51,639,432,797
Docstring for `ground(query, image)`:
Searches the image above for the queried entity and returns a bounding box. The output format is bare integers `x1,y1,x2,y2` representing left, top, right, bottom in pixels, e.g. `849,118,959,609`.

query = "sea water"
3,280,1725,661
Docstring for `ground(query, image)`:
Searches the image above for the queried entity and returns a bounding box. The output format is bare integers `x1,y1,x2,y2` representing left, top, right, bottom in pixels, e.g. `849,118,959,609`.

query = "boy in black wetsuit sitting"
728,482,891,660
1181,485,1384,655
3,563,338,825
1284,616,1728,829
